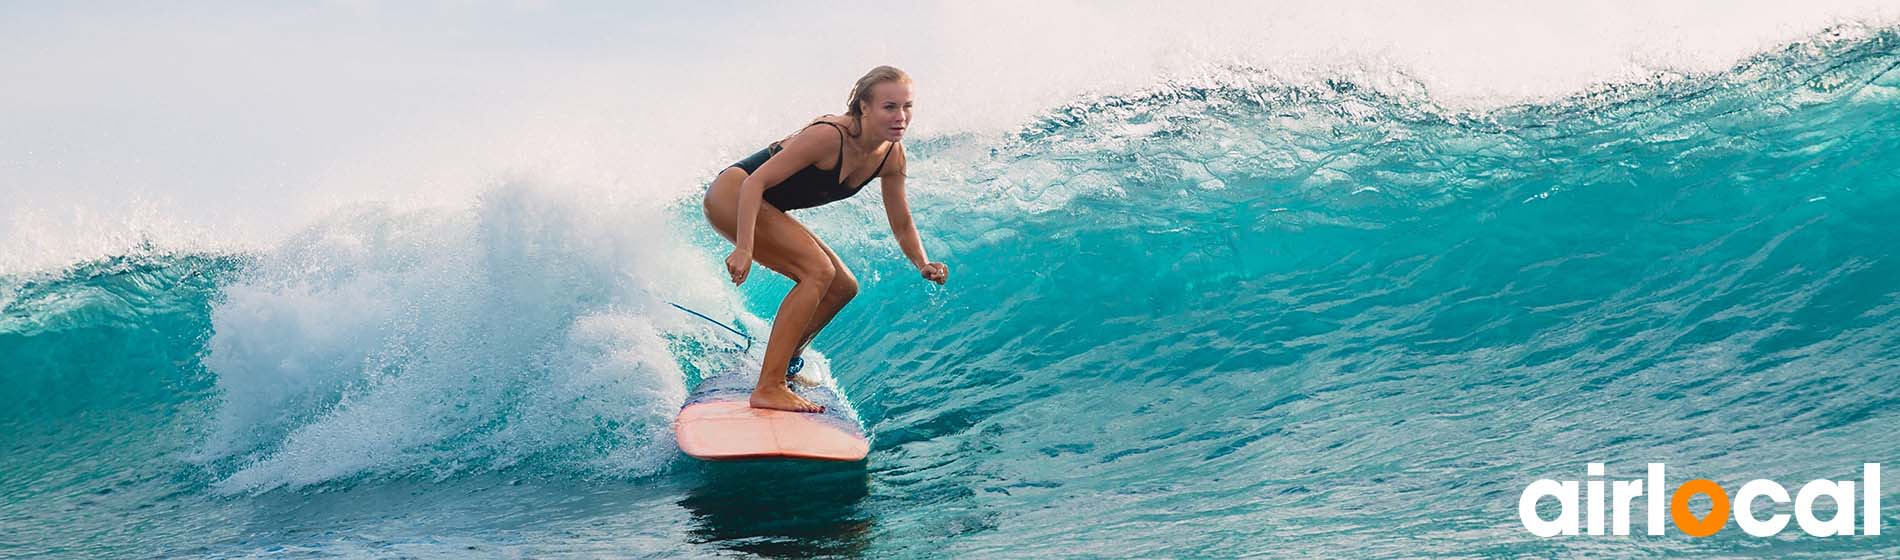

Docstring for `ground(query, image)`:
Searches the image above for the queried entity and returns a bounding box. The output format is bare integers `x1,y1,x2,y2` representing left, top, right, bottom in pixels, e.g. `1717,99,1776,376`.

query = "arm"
880,144,948,285
734,127,831,256
723,124,836,284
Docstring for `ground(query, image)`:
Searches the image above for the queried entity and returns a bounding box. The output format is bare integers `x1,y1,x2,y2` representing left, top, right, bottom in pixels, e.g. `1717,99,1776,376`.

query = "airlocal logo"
1519,463,1881,538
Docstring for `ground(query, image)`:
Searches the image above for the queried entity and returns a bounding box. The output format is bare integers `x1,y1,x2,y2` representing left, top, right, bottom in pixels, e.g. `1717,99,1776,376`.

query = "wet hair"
839,65,911,137
846,65,911,118
776,65,911,146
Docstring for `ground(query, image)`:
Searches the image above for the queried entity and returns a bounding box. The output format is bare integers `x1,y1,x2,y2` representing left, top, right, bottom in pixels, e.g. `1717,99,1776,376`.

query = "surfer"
702,65,949,413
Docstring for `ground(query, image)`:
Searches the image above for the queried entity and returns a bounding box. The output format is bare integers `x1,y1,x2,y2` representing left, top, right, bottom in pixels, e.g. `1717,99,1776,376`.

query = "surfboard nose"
676,401,870,462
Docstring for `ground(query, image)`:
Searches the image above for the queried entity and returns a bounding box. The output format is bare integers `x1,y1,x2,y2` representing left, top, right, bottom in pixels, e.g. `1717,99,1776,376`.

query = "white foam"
192,183,734,491
4,2,1897,266
0,197,245,276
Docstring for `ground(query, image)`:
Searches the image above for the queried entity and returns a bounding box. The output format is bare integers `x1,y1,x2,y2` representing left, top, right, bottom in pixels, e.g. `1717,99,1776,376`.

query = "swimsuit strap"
803,121,847,174
802,120,892,188
862,142,896,188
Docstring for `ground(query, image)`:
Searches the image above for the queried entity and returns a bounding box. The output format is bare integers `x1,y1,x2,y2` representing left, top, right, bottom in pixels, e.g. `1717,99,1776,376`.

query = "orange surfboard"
675,372,869,462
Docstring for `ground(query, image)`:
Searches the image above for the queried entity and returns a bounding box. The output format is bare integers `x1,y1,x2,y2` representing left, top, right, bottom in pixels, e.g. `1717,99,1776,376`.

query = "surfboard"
674,369,869,462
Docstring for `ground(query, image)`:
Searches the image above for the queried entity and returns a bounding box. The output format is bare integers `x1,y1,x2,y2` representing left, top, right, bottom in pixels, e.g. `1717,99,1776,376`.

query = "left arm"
881,144,948,285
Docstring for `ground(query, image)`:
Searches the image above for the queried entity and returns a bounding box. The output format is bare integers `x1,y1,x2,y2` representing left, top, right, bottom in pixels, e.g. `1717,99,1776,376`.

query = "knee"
795,260,837,289
829,270,859,302
824,269,862,305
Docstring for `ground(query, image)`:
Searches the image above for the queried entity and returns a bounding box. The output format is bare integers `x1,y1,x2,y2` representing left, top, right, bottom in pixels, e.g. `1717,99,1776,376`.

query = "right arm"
725,123,835,284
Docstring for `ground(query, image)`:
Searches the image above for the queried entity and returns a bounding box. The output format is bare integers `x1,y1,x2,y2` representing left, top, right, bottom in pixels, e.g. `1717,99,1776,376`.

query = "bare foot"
750,384,825,413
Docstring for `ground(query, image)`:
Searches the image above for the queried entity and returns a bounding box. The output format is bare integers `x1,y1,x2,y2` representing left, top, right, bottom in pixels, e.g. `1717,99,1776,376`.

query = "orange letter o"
1670,479,1731,537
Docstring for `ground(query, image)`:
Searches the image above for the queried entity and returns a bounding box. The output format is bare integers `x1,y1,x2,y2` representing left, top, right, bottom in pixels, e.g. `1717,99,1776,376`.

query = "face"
861,81,913,142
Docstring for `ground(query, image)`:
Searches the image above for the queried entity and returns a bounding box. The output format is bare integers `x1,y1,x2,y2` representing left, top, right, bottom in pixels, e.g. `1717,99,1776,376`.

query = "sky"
3,1,1898,272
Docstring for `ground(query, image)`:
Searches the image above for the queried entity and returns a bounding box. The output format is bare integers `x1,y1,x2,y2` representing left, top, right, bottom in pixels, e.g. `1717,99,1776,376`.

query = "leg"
793,234,858,356
703,170,830,412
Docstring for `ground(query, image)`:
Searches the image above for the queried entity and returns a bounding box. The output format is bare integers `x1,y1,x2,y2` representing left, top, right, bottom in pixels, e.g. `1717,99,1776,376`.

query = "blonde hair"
846,65,911,117
776,66,911,146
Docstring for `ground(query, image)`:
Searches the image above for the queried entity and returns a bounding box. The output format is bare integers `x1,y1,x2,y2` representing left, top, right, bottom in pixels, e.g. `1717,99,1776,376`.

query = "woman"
703,65,949,413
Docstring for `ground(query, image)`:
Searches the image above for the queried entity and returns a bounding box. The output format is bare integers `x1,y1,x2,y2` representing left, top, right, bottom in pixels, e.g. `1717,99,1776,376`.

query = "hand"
726,248,754,285
918,262,948,285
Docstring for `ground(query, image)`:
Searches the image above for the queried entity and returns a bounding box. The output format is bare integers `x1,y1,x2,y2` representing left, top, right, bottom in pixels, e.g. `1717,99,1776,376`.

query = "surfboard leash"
666,301,754,351
665,301,806,380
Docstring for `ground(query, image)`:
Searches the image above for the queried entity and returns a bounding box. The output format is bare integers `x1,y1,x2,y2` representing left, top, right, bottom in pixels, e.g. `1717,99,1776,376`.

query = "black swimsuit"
728,121,894,211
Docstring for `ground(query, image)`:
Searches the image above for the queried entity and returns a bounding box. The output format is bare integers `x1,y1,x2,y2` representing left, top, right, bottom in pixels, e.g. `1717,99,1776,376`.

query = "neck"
845,115,887,151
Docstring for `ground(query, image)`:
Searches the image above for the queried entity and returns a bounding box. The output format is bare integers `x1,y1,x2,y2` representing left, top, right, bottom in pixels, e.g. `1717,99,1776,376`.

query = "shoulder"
884,142,908,178
778,117,845,158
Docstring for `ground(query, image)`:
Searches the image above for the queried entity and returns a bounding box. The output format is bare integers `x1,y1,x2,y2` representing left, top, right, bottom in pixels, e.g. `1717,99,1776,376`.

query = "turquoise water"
5,27,1900,558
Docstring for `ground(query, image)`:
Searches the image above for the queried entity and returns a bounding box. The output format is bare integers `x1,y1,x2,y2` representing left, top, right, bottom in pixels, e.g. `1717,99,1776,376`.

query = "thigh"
703,170,832,281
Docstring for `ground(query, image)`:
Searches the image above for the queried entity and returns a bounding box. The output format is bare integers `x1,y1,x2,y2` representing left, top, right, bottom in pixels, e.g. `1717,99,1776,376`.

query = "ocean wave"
2,25,1897,555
